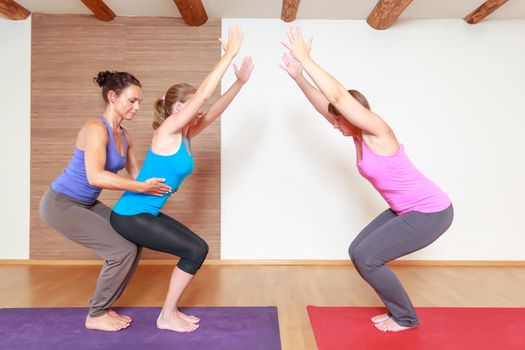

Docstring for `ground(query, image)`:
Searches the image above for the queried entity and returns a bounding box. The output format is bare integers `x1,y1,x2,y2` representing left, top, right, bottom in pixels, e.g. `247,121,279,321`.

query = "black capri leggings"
110,212,209,275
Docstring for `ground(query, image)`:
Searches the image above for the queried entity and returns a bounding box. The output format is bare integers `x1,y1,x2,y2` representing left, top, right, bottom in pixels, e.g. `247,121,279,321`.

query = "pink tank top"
354,137,450,215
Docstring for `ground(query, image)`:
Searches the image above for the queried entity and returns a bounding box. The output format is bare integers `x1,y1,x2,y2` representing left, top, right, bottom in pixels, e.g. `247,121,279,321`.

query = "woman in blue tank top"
39,71,171,332
111,26,253,332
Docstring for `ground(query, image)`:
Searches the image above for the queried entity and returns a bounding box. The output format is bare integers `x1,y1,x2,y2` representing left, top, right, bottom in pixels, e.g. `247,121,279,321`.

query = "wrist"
294,73,304,82
137,181,147,193
295,54,311,65
223,51,236,60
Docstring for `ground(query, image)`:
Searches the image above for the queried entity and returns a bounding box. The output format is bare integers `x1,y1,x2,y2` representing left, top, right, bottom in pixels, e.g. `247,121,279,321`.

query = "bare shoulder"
77,118,108,149
362,127,399,156
82,118,107,132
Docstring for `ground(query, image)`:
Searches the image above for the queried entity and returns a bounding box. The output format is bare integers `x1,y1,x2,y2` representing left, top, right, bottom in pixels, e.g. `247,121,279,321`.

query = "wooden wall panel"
31,14,221,259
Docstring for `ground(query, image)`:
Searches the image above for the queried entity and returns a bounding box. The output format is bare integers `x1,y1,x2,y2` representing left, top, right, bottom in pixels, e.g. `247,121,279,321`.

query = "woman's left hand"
282,25,312,63
220,25,243,59
234,56,254,84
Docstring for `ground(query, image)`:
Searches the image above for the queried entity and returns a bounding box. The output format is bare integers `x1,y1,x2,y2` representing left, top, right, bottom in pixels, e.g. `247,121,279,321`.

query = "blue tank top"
113,137,194,216
51,116,128,202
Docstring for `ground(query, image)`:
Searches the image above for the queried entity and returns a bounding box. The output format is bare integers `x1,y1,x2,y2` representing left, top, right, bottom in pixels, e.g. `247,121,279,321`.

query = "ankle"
160,309,176,319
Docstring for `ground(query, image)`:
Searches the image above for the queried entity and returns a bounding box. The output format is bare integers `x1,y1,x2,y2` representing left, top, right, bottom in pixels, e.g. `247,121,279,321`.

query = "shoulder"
83,118,107,133
363,129,399,155
81,118,109,143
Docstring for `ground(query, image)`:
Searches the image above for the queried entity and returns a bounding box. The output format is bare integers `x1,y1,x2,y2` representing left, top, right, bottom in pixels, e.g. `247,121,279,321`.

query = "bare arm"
158,26,244,136
283,26,390,137
124,130,139,180
188,56,254,138
281,52,335,125
83,122,170,196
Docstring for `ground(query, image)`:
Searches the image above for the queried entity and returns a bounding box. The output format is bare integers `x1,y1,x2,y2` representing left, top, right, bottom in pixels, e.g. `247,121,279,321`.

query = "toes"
374,320,389,332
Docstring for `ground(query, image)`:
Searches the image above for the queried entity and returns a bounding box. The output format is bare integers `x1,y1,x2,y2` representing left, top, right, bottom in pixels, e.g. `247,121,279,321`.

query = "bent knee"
350,246,377,270
348,240,358,259
193,240,209,262
107,242,139,264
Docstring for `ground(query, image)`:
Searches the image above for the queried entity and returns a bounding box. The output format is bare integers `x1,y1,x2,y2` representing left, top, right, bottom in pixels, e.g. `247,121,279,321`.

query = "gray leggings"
348,204,453,327
39,188,142,317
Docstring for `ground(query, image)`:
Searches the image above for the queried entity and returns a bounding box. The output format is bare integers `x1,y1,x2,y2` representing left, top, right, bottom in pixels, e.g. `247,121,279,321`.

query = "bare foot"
374,317,411,332
371,313,390,323
157,311,199,332
177,310,200,324
108,309,133,323
85,313,130,331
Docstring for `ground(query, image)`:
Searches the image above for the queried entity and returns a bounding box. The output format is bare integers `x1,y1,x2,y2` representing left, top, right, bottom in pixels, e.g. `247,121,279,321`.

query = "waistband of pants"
48,186,97,207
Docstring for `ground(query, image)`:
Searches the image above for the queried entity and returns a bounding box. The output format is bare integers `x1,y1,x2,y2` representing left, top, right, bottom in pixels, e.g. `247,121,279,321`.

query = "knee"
179,239,208,275
350,245,374,272
191,239,209,264
348,240,358,260
111,242,139,264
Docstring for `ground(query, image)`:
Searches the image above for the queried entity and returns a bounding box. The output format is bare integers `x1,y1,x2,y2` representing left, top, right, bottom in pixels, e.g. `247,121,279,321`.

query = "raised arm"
158,26,243,135
188,56,254,139
283,26,390,137
280,52,336,126
124,129,140,180
83,122,170,196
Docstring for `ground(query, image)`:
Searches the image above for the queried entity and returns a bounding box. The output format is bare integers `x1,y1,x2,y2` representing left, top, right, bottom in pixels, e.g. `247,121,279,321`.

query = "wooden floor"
1,264,525,349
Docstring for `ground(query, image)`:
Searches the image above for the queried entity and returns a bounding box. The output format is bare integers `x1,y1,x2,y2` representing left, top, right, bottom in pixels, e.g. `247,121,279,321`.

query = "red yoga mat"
307,306,525,350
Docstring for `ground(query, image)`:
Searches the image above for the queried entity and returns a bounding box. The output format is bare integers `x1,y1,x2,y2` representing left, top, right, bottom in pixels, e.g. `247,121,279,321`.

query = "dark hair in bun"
94,71,142,103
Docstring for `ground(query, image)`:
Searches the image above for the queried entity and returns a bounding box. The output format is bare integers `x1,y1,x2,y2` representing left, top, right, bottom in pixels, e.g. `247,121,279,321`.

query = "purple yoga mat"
0,306,281,350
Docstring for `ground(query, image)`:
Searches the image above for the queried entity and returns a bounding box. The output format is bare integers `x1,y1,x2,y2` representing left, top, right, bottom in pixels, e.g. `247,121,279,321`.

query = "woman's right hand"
220,25,243,58
282,25,312,63
280,52,303,80
142,178,171,196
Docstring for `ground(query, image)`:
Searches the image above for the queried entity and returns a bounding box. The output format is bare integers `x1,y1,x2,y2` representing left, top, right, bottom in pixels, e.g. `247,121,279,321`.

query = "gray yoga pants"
39,188,142,317
348,204,454,327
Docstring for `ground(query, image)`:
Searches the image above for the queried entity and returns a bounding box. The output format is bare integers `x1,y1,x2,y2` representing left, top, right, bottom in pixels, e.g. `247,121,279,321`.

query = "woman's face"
112,85,143,120
172,94,204,125
333,115,356,136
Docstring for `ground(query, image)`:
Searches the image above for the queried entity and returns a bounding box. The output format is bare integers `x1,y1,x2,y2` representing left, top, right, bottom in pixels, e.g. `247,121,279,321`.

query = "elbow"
86,172,102,188
328,89,345,106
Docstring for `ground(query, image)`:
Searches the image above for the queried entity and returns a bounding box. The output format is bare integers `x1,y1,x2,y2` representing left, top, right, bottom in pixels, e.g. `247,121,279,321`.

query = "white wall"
221,19,525,260
0,18,31,259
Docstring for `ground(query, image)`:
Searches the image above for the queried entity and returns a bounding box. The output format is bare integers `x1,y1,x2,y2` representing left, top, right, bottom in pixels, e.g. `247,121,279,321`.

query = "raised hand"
280,52,303,79
233,56,254,84
281,25,312,63
220,25,243,58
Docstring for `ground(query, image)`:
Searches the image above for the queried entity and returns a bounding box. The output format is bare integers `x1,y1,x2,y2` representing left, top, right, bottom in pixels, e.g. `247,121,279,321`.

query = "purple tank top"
354,137,450,214
51,116,128,202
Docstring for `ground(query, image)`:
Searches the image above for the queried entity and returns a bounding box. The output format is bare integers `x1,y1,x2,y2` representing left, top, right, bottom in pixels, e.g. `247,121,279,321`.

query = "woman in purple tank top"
39,71,171,332
282,26,453,332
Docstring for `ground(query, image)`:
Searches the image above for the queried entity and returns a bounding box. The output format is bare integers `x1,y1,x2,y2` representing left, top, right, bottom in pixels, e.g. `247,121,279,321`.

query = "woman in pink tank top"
282,26,453,332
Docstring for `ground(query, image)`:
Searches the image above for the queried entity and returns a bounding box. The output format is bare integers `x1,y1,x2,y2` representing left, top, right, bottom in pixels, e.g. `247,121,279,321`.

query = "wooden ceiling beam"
173,0,208,26
464,0,508,24
0,0,30,20
281,0,301,23
367,0,413,30
81,0,115,22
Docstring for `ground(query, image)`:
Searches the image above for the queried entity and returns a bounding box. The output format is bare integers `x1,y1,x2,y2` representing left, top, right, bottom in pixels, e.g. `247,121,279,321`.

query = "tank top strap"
121,127,129,150
186,137,192,156
98,115,115,145
99,115,128,150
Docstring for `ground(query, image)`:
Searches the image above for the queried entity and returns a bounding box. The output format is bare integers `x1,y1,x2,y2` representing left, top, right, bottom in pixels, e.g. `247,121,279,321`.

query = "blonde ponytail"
152,98,165,130
152,83,197,129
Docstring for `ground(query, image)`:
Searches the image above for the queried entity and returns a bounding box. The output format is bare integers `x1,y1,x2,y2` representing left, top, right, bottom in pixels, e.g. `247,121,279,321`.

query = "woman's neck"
102,107,123,131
